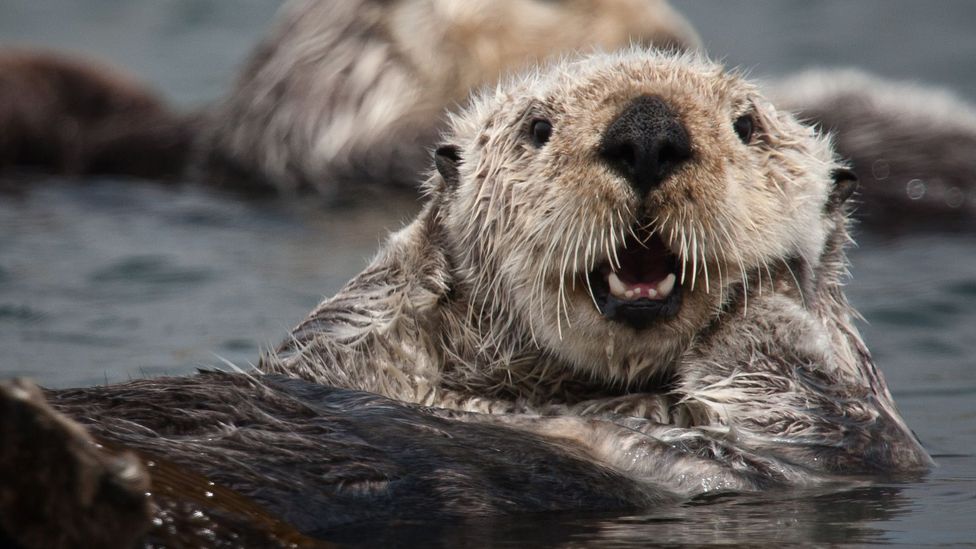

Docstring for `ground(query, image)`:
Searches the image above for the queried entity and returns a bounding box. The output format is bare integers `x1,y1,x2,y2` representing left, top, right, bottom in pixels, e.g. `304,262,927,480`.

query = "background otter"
768,69,976,232
3,0,975,228
0,0,701,193
0,51,191,180
198,0,701,193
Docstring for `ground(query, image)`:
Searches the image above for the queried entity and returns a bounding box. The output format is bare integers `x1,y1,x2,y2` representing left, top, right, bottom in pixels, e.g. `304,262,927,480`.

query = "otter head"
431,49,842,385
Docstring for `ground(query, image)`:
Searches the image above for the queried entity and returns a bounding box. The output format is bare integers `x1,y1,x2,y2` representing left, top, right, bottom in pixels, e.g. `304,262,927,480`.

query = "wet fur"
0,368,912,546
1,373,673,546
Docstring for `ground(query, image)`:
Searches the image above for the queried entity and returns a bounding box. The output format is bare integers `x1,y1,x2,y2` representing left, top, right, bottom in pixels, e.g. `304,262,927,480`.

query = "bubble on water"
906,179,927,200
871,159,890,180
945,187,965,208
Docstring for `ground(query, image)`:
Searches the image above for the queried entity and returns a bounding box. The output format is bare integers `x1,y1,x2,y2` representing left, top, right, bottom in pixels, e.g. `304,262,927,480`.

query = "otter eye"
733,114,755,144
530,119,553,147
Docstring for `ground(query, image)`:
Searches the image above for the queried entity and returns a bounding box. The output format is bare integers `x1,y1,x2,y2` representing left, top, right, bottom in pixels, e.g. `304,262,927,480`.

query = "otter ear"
829,167,858,207
434,145,462,190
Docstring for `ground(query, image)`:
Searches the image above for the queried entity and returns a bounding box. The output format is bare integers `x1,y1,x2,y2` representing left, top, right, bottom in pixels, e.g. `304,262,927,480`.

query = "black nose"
600,95,692,199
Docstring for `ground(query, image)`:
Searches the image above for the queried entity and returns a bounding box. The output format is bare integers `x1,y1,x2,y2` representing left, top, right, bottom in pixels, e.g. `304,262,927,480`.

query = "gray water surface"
1,0,975,546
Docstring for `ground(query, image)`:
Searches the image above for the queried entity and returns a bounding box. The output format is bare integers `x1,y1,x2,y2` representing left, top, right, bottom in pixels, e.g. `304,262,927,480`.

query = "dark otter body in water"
0,50,191,181
769,69,976,232
0,0,700,194
0,367,926,547
0,373,668,547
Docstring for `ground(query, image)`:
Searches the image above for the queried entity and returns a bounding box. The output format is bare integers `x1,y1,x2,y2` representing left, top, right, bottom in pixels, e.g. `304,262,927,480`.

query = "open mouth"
585,228,682,329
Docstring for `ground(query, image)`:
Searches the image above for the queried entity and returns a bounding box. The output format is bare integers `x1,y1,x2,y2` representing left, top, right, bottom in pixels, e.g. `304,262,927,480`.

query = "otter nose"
600,95,692,199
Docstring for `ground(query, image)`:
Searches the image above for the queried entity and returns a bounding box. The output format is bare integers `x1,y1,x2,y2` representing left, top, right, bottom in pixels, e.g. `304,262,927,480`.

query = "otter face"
436,50,837,384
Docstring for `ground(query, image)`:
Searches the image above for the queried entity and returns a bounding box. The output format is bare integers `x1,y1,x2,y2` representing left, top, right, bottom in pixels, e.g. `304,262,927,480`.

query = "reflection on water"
0,180,420,387
1,0,975,545
330,471,976,547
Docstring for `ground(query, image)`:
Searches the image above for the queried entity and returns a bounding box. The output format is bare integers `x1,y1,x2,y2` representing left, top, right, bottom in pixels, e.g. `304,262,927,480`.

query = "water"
1,0,975,545
0,180,419,386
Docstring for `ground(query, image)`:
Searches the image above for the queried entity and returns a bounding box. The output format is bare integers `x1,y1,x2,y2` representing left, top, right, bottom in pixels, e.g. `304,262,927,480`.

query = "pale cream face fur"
439,49,838,385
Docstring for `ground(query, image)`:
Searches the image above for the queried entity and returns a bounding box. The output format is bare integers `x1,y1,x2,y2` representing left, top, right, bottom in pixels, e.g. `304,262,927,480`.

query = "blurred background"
4,1,975,107
0,1,974,544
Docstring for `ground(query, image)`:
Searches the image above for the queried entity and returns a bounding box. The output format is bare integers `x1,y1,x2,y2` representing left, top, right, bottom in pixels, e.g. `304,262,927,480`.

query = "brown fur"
0,50,933,546
0,0,700,192
0,50,191,180
0,374,674,546
769,69,976,231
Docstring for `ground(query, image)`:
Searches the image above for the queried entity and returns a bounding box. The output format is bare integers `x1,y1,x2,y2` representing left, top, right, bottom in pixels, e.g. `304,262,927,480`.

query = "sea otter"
0,49,930,547
0,50,190,180
769,68,976,231
262,48,930,474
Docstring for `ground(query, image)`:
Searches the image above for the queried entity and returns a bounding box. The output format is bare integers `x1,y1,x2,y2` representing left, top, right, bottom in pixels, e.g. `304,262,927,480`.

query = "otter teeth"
657,273,676,297
607,272,677,301
608,272,628,296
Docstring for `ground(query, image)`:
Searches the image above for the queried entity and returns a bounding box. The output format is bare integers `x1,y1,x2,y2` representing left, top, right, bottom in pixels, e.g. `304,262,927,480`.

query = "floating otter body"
0,49,931,547
0,375,669,547
0,0,700,193
769,69,976,231
0,50,191,181
198,0,701,192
